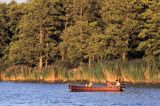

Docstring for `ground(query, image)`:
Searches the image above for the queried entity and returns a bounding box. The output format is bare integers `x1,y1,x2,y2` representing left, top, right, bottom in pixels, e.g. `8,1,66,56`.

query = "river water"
0,82,160,106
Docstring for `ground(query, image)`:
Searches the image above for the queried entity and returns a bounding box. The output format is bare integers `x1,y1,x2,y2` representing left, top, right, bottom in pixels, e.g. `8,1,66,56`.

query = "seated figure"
115,80,121,87
107,82,113,87
88,82,93,87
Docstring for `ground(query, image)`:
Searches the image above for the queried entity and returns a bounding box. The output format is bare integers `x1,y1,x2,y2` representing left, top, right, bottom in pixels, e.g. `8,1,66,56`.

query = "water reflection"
0,82,159,106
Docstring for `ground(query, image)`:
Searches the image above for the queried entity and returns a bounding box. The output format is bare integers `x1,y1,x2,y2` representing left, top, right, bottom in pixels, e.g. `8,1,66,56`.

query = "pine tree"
0,2,10,64
101,0,146,60
8,0,62,71
138,0,160,57
60,0,102,67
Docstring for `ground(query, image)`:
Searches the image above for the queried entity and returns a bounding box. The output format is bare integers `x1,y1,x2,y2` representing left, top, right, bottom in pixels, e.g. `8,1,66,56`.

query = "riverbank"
0,79,160,85
0,60,160,84
0,70,160,84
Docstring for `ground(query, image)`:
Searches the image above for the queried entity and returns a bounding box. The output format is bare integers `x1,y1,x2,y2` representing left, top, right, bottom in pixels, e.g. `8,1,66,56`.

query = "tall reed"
1,59,160,83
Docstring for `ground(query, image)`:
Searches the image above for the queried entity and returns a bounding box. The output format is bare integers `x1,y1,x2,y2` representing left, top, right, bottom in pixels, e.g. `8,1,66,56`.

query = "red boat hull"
68,85,123,92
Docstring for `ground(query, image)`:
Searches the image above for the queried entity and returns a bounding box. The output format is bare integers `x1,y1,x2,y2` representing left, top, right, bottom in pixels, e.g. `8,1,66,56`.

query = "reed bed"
0,60,160,83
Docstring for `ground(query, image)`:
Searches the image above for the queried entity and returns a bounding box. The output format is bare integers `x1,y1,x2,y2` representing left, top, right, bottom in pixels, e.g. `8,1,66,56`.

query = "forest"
0,0,160,83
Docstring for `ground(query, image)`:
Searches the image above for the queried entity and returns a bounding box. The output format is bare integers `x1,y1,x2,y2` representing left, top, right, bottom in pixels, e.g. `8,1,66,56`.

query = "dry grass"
1,60,160,83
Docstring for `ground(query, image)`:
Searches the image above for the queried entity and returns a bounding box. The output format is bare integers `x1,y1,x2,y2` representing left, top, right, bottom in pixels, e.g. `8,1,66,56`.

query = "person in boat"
106,81,113,87
115,80,121,87
88,82,93,87
85,84,88,87
85,82,93,87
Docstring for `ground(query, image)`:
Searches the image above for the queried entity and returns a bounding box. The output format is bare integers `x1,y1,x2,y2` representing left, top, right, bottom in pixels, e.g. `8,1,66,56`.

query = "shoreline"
0,79,160,85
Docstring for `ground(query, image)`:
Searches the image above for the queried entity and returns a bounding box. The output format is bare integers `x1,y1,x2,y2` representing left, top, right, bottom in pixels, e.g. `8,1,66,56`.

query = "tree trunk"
64,16,68,31
39,30,43,72
80,1,83,43
80,1,83,64
61,46,65,61
45,43,49,68
122,52,127,61
89,56,91,69
39,56,43,72
61,16,68,61
45,59,48,68
62,53,64,61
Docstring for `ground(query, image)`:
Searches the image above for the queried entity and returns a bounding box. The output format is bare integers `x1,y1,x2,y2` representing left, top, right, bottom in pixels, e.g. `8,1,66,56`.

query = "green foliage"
101,0,147,60
7,0,62,67
0,0,160,82
60,0,102,65
0,3,9,58
138,0,160,57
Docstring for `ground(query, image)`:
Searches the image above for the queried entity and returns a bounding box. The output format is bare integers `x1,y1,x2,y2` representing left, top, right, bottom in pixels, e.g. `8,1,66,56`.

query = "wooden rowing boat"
68,84,123,92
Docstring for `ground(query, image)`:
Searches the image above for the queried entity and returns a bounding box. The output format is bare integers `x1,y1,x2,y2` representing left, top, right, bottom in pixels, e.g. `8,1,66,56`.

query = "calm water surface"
0,82,160,106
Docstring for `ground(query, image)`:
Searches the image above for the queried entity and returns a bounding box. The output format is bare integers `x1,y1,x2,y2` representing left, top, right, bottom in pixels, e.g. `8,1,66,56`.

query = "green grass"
1,59,160,83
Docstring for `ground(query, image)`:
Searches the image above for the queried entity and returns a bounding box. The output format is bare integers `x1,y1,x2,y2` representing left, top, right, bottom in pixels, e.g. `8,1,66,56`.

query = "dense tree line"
0,0,160,71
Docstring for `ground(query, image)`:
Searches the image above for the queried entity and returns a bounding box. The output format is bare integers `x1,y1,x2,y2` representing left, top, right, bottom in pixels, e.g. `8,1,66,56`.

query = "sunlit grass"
1,59,160,83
